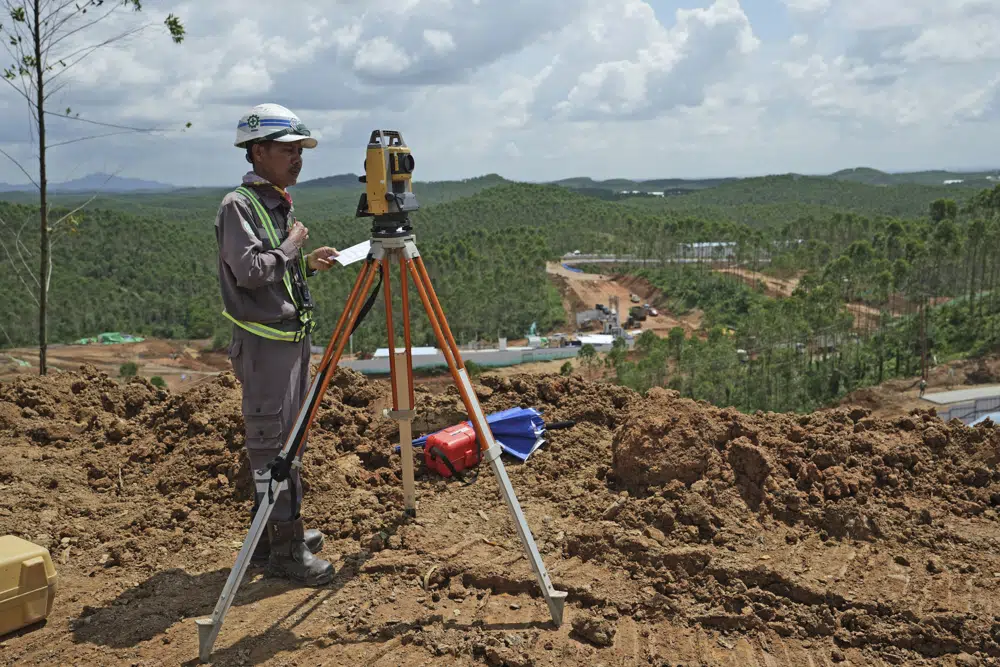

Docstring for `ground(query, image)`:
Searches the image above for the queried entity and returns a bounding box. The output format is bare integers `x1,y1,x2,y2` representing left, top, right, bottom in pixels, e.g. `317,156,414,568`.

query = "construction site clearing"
5,351,1000,666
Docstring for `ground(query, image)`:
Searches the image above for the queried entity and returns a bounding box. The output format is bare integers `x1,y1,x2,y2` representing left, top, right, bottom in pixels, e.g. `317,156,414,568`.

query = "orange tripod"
196,226,568,663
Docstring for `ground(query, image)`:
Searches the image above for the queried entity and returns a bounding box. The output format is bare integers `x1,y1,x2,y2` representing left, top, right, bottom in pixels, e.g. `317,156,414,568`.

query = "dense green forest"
4,167,1000,417
597,185,1000,412
1,179,680,351
552,168,999,193
618,174,982,222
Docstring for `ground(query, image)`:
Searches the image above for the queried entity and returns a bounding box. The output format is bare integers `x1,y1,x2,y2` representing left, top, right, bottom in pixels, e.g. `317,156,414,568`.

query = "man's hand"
307,246,339,272
287,220,309,250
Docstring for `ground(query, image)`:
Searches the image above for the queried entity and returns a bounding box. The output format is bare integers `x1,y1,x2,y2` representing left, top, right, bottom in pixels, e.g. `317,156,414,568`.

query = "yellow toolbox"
0,535,58,637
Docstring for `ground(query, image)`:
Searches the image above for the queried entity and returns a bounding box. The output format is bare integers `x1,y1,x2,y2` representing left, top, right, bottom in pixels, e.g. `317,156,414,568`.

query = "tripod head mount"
356,130,420,239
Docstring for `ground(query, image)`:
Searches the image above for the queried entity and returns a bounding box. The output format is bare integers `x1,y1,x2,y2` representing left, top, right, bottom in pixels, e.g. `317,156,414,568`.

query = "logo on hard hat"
247,114,260,131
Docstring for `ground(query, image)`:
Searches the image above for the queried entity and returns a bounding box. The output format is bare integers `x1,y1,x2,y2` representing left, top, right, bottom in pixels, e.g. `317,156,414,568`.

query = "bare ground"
841,356,1000,419
3,365,1000,665
0,339,232,393
546,263,703,337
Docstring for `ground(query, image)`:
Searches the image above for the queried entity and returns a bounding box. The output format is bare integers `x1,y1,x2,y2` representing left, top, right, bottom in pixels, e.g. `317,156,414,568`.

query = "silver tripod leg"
455,368,568,626
194,365,323,663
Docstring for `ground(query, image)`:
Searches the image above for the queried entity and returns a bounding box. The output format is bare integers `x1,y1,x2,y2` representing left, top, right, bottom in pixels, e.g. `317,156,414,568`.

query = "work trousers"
228,325,311,522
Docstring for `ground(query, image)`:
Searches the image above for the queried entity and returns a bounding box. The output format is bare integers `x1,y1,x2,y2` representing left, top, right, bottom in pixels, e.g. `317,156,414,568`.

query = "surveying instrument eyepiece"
195,129,567,663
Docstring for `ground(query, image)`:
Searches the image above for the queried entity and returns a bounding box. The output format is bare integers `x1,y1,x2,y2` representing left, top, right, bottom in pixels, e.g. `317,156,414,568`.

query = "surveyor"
215,103,339,587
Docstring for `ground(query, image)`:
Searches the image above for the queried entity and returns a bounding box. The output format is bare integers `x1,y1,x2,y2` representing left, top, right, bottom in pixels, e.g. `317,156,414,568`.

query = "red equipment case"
424,423,481,479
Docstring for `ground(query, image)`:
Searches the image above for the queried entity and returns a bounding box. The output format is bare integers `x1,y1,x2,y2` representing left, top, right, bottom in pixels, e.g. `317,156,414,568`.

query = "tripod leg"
405,254,567,627
302,259,381,427
196,258,380,663
382,255,399,409
398,254,417,515
318,256,377,368
398,253,416,411
393,350,416,514
381,253,416,515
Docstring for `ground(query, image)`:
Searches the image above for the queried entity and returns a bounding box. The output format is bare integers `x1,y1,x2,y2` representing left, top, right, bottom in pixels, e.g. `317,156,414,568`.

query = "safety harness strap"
221,186,315,342
221,310,309,343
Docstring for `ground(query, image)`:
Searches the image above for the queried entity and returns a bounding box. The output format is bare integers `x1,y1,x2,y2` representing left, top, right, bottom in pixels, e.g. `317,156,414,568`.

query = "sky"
0,0,997,187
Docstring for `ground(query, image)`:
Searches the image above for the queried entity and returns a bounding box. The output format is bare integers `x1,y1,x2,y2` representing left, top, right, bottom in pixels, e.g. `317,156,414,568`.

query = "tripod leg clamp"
481,443,502,464
264,454,301,505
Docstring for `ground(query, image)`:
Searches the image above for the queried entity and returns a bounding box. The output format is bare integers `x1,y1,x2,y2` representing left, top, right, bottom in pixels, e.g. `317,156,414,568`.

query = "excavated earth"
4,366,1000,666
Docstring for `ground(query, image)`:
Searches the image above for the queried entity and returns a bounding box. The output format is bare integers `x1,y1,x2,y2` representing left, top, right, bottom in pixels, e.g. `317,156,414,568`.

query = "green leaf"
164,14,184,44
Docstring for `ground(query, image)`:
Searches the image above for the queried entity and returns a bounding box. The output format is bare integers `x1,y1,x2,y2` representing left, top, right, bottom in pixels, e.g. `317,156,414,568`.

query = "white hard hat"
234,103,317,149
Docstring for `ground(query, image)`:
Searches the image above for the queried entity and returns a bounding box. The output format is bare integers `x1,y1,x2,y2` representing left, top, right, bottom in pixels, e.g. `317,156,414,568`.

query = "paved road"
559,253,770,266
921,385,1000,404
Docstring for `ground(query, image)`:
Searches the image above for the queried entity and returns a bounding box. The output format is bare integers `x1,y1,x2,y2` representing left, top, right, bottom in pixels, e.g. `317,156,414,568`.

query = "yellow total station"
357,130,418,221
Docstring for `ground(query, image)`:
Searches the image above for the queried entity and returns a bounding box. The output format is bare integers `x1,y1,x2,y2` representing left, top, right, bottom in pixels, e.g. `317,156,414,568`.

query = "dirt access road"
1,336,580,401
546,262,703,337
714,268,893,332
1,339,231,393
4,366,1000,666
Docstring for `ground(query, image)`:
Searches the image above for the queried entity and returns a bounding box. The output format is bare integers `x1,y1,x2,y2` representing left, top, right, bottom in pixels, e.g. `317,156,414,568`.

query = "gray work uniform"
215,182,313,522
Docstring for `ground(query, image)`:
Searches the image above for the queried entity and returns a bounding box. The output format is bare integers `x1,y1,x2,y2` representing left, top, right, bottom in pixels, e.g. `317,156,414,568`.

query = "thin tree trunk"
34,0,48,375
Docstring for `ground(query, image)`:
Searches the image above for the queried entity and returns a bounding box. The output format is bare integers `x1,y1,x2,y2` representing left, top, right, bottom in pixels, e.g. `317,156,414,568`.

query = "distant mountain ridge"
827,167,1000,187
549,168,1000,193
0,172,174,193
549,176,735,191
295,173,364,189
1,166,997,196
295,172,510,190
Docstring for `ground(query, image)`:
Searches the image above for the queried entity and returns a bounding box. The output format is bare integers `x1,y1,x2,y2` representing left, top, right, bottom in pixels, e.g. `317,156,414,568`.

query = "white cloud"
353,37,413,76
782,0,830,13
535,0,759,121
0,0,995,187
423,29,456,55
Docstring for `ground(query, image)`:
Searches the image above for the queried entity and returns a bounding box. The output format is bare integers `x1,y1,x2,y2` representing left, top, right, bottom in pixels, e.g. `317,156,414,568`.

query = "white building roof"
373,346,439,357
577,334,615,345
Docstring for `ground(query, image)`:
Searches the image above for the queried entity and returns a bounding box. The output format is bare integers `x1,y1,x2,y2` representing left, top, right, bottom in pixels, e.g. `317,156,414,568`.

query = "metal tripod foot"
485,447,568,626
454,365,568,627
195,618,217,664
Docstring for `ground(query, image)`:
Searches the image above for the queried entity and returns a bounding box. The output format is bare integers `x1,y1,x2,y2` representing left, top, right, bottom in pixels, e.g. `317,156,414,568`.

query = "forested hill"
0,180,673,350
0,174,514,221
552,168,998,192
2,171,997,361
829,167,999,188
618,174,982,223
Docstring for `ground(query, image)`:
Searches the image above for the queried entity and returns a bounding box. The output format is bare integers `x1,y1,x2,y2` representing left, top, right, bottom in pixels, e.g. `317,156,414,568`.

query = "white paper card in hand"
334,240,371,266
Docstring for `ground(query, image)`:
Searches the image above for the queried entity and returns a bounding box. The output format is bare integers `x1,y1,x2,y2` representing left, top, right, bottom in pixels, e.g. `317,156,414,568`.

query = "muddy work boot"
266,518,334,586
251,525,324,563
250,506,324,563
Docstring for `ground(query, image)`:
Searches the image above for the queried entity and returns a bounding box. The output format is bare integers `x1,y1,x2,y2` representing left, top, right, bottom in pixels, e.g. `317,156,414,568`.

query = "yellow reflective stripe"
222,310,301,342
229,186,315,341
235,186,300,309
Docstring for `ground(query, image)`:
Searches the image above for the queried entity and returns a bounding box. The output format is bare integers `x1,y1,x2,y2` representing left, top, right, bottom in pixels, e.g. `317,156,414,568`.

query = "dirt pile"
5,364,1000,665
610,387,1000,541
0,366,635,568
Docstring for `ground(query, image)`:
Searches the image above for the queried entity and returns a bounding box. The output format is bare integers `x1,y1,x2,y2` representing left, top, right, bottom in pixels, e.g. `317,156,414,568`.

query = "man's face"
254,140,304,187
